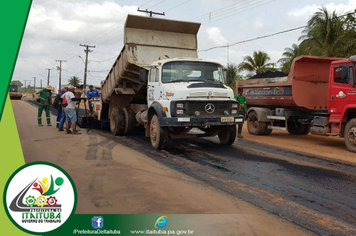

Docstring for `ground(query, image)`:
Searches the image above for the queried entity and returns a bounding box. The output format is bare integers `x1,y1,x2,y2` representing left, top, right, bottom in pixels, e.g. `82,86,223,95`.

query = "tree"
238,51,276,74
68,76,81,87
278,44,305,73
299,7,356,57
10,80,23,88
225,63,243,93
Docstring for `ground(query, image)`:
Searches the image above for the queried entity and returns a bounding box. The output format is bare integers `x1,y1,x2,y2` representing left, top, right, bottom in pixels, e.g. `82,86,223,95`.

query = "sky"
12,0,356,90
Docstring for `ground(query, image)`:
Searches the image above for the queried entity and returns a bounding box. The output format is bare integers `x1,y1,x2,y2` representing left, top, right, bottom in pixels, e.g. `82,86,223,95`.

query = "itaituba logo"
4,162,77,234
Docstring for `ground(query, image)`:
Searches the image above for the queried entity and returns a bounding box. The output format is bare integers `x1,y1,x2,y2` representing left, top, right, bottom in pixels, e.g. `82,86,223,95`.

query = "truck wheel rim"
150,119,158,142
348,127,356,146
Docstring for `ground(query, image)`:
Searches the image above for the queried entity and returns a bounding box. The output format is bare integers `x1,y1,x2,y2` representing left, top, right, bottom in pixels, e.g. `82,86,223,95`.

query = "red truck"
238,55,356,152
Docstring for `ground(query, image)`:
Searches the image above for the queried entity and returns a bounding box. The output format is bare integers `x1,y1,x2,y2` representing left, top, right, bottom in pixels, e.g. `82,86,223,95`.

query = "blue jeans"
56,110,62,128
58,109,71,129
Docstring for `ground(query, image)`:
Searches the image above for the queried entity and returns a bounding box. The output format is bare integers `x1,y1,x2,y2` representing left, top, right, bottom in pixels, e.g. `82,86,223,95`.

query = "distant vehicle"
238,55,356,153
9,85,22,100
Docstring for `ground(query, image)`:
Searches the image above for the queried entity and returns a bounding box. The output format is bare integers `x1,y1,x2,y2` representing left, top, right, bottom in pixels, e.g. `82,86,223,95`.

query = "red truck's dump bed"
238,56,344,110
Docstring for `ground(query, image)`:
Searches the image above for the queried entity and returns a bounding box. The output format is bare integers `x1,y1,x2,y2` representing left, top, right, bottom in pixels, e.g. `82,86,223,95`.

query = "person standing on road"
53,89,67,128
235,88,247,138
62,86,86,135
37,85,53,126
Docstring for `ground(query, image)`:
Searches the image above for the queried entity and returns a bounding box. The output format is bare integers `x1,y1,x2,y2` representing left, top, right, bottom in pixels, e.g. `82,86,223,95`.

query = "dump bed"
101,15,200,103
238,56,344,110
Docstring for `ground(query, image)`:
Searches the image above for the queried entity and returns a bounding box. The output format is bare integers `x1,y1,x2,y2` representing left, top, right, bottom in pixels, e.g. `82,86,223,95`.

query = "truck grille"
187,101,230,117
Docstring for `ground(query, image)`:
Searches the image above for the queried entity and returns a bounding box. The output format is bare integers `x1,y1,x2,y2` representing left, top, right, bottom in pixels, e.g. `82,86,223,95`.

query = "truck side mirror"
139,69,148,83
341,65,348,81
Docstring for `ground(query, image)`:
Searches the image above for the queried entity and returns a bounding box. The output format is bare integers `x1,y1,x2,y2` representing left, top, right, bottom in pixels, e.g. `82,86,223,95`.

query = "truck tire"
218,125,236,145
123,107,136,135
287,122,309,135
150,114,168,150
344,118,356,153
110,108,125,136
247,111,267,135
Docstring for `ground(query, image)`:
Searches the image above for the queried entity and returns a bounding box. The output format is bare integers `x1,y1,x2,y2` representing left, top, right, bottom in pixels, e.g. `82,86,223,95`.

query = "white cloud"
206,27,228,45
253,21,264,30
288,0,356,18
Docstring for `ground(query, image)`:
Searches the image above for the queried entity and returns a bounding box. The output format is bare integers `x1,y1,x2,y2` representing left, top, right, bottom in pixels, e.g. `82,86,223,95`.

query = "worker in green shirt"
235,88,247,138
36,85,53,126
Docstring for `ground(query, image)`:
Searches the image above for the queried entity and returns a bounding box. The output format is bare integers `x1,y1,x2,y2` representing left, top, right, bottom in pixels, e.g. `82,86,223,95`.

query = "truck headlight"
231,109,238,114
177,103,184,108
232,103,238,108
176,109,184,115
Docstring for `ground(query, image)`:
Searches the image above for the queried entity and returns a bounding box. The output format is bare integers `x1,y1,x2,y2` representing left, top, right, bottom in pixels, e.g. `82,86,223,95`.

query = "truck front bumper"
159,116,244,127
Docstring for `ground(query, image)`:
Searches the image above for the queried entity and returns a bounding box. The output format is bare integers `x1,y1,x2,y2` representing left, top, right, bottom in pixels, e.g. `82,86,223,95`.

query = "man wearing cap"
86,85,101,99
62,86,86,134
36,85,53,126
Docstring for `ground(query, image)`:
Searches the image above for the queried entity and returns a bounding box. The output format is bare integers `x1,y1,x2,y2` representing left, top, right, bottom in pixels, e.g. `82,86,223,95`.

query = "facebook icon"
92,216,104,229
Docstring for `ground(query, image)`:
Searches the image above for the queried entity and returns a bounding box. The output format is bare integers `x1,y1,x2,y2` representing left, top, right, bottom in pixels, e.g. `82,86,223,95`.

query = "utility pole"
137,8,165,17
33,77,36,93
45,68,52,86
227,43,229,65
56,60,66,90
24,80,28,89
40,79,42,88
79,44,95,93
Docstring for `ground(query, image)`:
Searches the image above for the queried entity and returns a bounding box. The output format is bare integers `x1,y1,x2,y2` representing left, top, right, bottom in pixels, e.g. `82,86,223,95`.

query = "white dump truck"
84,15,244,149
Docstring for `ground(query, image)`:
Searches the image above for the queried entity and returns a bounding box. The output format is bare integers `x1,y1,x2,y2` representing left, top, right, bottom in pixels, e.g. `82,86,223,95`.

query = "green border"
3,161,78,235
0,1,32,121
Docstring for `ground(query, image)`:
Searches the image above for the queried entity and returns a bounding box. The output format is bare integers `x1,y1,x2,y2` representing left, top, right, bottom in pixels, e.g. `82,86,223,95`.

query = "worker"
236,88,247,138
86,85,101,99
62,86,86,134
37,85,53,126
53,89,66,129
86,85,101,112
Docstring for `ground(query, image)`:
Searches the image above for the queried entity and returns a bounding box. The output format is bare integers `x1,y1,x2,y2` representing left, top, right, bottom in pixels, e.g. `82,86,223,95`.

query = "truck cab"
328,57,356,151
145,58,243,149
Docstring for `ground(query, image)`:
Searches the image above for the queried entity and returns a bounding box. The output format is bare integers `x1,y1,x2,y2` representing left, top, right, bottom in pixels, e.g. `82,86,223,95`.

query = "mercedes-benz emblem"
205,103,215,114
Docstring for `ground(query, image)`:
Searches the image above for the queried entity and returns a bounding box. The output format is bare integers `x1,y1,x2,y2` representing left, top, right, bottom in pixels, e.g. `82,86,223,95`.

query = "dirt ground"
11,100,316,236
241,122,356,165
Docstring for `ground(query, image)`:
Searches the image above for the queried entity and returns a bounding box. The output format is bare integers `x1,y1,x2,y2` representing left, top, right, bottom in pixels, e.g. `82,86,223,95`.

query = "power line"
146,0,166,9
90,56,118,63
198,11,356,53
190,0,250,21
163,0,192,13
201,0,276,25
139,0,156,8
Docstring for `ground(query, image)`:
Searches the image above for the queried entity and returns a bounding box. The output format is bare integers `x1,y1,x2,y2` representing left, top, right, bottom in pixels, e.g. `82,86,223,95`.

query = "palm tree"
225,63,243,92
68,76,81,87
238,51,276,74
278,44,303,73
299,7,346,57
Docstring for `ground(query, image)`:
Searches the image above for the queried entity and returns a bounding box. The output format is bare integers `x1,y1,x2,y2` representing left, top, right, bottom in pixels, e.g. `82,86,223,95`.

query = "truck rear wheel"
110,108,125,136
218,125,236,145
247,111,268,135
344,118,356,153
123,107,136,135
150,115,168,150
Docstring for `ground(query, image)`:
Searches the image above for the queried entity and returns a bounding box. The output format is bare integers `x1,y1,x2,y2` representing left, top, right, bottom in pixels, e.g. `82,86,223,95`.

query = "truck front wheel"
344,118,356,153
150,115,168,150
218,125,236,145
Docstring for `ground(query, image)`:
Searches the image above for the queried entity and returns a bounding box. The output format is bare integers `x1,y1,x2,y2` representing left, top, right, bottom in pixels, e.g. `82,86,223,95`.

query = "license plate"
221,117,234,123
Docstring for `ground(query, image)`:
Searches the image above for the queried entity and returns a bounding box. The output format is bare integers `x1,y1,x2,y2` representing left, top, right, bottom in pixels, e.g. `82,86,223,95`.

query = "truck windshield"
162,62,225,84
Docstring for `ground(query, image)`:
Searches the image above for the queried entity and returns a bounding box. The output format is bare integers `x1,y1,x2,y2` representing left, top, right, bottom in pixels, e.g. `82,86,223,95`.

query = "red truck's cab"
328,57,356,150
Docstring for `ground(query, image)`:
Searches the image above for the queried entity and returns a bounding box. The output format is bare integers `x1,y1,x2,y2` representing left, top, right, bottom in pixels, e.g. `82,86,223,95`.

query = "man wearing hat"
62,86,86,134
37,85,53,126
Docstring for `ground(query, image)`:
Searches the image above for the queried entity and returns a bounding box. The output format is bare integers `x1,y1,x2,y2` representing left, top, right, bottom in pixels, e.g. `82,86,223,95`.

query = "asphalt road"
26,99,356,235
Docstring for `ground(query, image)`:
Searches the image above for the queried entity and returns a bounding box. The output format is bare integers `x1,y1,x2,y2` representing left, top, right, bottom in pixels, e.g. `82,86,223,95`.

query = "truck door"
147,66,161,107
329,63,356,115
